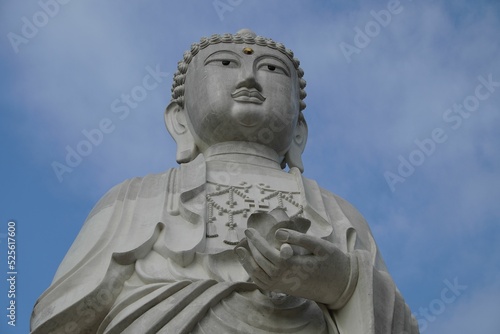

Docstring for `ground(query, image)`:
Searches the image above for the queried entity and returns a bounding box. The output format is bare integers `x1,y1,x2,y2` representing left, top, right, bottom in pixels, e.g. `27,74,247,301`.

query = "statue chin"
231,104,266,128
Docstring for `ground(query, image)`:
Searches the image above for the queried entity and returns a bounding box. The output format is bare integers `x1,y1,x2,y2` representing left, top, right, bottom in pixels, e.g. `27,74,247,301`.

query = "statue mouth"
231,88,266,104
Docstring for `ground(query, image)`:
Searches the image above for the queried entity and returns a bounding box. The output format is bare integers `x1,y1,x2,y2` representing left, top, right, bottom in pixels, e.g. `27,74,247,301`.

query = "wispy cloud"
426,276,500,333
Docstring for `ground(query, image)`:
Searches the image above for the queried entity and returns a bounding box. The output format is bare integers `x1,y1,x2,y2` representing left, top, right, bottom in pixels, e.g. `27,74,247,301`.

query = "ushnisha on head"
165,29,308,172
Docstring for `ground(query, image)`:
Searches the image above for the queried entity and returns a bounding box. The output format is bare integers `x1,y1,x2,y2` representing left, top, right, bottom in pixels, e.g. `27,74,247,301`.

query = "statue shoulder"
313,184,367,225
112,168,179,192
328,190,366,222
299,173,372,235
299,174,357,214
51,168,180,282
88,168,180,218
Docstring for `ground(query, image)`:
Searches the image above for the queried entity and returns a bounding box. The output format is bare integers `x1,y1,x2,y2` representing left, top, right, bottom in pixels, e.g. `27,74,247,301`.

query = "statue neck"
203,142,283,170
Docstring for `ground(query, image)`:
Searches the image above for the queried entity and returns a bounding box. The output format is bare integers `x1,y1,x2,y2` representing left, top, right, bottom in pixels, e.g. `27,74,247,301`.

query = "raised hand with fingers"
235,209,359,308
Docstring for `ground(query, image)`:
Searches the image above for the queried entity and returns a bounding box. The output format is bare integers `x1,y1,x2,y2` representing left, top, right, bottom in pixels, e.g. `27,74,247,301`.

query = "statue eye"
258,62,289,76
204,52,239,68
206,58,238,67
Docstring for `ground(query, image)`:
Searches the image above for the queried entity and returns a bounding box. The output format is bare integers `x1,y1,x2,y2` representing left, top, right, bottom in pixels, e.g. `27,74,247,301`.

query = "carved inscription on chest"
205,181,303,245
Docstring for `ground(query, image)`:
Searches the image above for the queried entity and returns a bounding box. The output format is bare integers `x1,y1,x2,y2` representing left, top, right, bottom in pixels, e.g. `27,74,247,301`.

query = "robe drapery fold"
97,280,329,334
31,154,419,333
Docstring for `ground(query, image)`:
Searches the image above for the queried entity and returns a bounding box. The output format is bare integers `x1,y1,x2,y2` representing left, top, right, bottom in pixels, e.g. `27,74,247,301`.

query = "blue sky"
1,0,499,333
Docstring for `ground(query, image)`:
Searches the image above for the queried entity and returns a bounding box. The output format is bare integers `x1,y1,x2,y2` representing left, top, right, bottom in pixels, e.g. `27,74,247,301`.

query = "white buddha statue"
31,29,419,334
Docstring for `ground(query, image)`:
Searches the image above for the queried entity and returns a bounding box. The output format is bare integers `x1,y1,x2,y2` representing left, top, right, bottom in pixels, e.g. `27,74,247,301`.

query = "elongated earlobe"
164,101,198,163
285,113,308,173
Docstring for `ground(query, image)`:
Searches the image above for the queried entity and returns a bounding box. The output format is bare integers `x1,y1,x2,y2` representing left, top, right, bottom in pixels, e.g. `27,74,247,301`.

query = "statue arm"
31,173,170,334
328,193,420,334
30,180,130,333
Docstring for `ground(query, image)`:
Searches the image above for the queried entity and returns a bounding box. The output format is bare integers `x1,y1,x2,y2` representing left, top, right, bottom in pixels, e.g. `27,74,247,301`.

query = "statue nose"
236,64,261,91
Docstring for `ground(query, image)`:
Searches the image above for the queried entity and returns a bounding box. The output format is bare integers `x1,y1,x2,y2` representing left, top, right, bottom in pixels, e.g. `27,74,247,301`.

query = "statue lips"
231,88,266,104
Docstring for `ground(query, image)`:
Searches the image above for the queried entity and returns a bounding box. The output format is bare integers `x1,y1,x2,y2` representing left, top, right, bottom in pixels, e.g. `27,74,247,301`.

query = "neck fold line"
203,142,283,170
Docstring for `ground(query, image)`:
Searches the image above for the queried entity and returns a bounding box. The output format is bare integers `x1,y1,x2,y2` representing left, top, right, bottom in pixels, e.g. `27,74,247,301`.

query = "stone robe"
31,154,419,333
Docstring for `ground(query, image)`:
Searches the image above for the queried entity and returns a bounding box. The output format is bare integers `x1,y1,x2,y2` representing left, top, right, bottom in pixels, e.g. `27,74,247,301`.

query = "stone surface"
31,29,419,333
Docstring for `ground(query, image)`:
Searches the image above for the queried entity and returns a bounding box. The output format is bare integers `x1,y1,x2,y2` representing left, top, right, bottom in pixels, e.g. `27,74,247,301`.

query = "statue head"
165,29,308,171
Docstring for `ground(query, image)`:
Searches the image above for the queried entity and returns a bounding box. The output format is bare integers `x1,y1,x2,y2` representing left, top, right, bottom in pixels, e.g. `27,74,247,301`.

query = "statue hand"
235,228,358,306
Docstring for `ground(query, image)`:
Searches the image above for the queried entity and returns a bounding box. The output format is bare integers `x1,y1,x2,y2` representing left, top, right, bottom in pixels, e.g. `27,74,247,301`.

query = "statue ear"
285,113,308,173
164,101,198,163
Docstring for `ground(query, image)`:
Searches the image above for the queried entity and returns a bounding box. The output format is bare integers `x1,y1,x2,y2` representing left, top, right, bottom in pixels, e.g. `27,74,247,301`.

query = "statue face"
183,43,300,156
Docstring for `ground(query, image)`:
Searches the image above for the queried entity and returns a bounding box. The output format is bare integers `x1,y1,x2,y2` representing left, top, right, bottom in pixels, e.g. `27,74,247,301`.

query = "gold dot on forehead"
242,47,254,55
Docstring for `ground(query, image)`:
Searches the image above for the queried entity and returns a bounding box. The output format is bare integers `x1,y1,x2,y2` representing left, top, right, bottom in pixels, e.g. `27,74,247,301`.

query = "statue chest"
203,166,304,252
